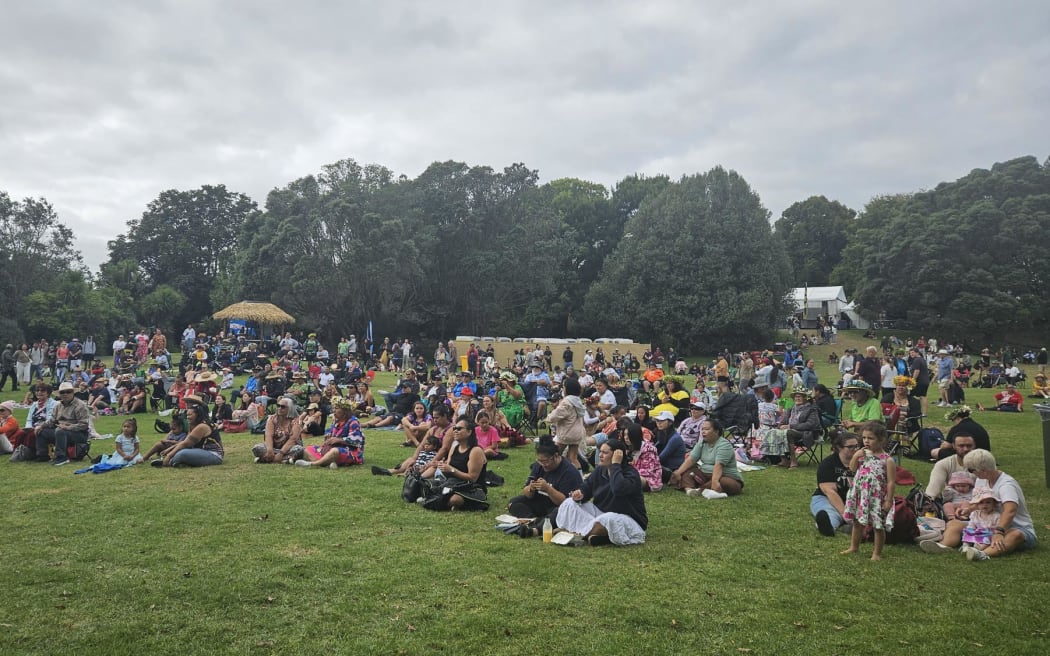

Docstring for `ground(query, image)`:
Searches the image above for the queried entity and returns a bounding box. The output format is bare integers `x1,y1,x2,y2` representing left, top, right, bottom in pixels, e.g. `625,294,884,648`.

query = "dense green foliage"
774,195,856,286
0,192,133,343
4,154,1050,351
835,156,1050,346
584,167,793,349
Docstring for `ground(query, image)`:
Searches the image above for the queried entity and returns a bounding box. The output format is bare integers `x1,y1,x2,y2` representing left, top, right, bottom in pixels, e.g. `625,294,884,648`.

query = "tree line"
2,154,1047,352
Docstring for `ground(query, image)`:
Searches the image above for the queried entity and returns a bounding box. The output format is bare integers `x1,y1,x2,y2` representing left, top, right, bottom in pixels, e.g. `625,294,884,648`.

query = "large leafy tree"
0,191,87,343
107,184,258,328
583,167,793,351
835,156,1050,345
774,195,855,286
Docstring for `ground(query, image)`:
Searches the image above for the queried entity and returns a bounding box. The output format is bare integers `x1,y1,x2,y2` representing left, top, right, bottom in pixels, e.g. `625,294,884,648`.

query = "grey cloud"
1,1,1047,269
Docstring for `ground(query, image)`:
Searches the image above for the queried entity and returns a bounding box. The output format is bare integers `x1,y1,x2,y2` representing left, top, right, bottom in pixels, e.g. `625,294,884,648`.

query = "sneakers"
815,510,836,537
294,460,312,467
253,457,260,463
51,458,70,467
919,540,953,554
686,488,728,499
328,462,339,470
961,545,990,561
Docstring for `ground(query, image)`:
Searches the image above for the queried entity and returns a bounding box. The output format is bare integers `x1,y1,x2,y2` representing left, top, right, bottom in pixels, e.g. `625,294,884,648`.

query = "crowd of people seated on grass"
1,328,1042,554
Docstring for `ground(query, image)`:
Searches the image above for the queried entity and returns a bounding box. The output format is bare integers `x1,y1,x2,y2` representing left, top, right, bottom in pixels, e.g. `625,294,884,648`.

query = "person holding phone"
555,438,648,546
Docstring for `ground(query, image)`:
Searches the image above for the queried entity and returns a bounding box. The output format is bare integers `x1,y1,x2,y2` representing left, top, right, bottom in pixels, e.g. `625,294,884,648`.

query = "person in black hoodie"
555,438,648,546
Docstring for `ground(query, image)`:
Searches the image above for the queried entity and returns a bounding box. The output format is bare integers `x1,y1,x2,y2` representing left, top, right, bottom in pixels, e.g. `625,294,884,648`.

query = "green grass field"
2,331,1048,655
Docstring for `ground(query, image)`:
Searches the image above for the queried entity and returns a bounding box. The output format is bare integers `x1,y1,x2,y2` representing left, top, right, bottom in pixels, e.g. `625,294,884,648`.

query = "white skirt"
556,501,646,545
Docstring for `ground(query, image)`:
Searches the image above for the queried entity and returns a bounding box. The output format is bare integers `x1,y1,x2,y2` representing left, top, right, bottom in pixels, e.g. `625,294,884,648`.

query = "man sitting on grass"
978,384,1023,412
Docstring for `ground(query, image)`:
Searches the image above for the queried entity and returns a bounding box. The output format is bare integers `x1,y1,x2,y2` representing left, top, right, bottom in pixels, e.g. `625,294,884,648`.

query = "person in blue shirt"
652,410,686,477
523,364,552,419
801,359,819,390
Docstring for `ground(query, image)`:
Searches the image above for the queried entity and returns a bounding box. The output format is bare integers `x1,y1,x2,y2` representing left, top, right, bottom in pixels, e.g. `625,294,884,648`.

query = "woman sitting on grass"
295,397,365,468
556,438,648,546
253,396,303,464
419,418,489,511
668,418,744,498
920,449,1036,560
372,405,453,476
153,396,224,467
232,390,265,432
351,381,376,415
1030,373,1050,399
506,435,584,538
811,431,860,537
400,401,431,448
474,410,505,460
211,392,233,424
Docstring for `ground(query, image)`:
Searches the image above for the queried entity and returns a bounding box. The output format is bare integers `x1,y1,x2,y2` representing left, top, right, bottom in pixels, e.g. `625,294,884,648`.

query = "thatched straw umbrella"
212,301,295,338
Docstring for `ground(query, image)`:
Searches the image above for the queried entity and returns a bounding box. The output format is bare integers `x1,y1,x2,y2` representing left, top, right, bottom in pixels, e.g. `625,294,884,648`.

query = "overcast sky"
2,1,1048,270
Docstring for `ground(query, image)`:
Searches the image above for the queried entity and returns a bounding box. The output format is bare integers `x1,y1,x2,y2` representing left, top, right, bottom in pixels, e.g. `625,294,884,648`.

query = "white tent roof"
791,286,847,308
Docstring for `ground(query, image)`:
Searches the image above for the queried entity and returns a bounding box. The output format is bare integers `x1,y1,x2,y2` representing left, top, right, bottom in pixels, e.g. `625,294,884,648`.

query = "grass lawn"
1,331,1049,655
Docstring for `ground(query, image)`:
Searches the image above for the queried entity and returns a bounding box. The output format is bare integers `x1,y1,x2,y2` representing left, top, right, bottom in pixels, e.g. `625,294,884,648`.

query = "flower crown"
893,375,915,388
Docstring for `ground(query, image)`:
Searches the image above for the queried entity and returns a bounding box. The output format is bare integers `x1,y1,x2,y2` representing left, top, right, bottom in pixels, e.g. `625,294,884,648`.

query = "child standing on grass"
112,418,143,465
841,421,896,560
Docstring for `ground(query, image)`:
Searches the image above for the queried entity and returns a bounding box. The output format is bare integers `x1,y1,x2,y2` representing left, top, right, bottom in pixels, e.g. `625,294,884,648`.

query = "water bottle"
542,517,553,543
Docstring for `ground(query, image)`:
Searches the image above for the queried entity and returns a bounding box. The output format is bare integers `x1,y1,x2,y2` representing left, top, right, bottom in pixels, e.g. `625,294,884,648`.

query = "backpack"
68,441,91,462
916,427,945,461
905,483,944,520
863,495,919,544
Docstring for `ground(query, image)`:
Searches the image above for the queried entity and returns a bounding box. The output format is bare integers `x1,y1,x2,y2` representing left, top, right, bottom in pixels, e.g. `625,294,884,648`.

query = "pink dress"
843,451,895,530
632,439,663,492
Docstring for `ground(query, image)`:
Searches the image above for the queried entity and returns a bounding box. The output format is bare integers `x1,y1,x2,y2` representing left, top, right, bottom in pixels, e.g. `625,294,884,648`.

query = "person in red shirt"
979,384,1023,412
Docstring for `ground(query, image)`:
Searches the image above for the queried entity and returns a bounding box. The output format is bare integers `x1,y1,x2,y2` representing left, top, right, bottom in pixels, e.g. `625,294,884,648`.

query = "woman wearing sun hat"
490,372,521,430
775,386,822,468
1029,373,1050,399
841,379,883,430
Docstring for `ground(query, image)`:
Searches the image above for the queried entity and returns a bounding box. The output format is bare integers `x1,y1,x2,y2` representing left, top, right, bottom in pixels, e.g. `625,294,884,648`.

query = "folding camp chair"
800,398,843,465
884,403,923,459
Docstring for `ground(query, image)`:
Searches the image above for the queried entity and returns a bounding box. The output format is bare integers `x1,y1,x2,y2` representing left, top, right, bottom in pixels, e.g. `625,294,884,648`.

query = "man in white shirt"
838,349,855,378
1005,363,1022,385
111,335,127,368
182,325,196,351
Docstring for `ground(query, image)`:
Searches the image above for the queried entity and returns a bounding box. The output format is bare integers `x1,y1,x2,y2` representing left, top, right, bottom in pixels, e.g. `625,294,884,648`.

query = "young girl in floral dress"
842,421,897,560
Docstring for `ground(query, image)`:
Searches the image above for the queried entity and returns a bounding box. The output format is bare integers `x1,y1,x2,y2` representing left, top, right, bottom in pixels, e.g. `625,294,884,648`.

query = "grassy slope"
1,331,1048,655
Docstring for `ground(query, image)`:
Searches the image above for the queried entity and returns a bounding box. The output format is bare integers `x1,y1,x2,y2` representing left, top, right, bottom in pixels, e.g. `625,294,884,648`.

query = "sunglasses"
452,425,469,432
278,404,291,409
